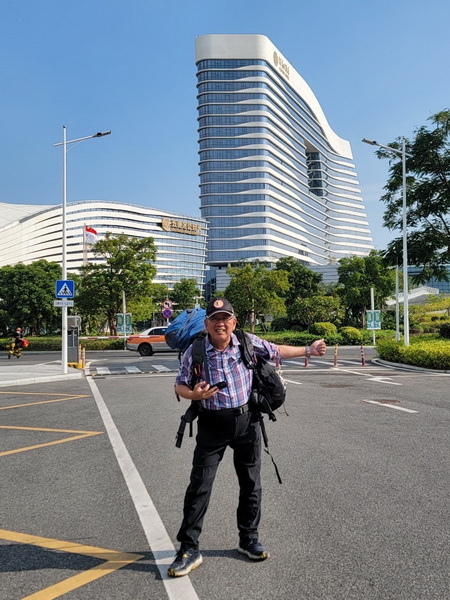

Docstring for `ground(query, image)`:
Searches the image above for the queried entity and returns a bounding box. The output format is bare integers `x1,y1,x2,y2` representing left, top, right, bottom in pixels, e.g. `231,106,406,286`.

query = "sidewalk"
0,361,83,388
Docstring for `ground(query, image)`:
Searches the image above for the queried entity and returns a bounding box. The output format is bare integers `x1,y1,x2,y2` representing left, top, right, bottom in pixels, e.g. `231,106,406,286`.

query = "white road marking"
368,376,402,385
283,378,303,385
125,366,142,373
284,360,308,366
86,375,200,600
151,364,172,372
95,367,111,375
337,359,365,365
362,400,418,413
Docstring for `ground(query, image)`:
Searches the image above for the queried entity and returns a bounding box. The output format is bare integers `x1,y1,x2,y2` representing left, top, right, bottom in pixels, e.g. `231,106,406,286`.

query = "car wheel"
138,343,154,356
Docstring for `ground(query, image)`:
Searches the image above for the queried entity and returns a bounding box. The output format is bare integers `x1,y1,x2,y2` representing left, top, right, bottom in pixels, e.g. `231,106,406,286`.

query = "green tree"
337,250,395,326
76,233,157,334
377,110,450,283
127,284,171,327
225,262,289,332
287,295,344,329
171,278,202,313
275,257,322,302
0,260,62,335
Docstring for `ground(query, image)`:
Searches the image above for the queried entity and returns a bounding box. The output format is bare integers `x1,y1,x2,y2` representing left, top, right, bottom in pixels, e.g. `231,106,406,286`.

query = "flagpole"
83,223,88,266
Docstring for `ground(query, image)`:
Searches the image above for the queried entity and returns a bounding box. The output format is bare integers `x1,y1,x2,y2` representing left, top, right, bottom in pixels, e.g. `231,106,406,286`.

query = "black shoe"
167,548,203,577
238,539,269,560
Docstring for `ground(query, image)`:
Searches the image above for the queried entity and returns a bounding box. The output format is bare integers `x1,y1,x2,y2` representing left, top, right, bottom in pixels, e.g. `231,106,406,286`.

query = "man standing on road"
168,297,326,577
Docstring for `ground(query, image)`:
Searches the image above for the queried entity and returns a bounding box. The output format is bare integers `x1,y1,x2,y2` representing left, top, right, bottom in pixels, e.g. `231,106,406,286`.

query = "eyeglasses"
207,315,235,323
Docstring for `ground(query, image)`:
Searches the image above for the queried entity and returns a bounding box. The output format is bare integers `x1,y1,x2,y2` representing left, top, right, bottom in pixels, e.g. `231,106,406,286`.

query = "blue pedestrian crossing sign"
55,279,75,299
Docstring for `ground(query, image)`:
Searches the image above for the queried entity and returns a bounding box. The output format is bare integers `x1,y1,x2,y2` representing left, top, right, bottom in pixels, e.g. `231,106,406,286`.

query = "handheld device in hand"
211,381,227,389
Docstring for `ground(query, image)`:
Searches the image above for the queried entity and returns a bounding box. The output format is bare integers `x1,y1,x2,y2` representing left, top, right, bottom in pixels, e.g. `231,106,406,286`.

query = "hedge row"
256,328,396,346
0,329,398,352
376,339,450,370
0,337,125,351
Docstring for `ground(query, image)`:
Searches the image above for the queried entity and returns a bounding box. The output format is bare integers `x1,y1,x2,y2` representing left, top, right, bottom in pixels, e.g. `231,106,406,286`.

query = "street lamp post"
362,137,412,345
54,126,111,373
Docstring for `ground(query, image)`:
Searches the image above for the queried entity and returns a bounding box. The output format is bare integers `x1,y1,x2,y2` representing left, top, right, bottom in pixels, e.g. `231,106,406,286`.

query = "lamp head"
362,138,378,146
94,131,112,138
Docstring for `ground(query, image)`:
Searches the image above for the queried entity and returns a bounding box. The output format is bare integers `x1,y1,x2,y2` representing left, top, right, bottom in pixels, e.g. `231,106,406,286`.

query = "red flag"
84,226,98,244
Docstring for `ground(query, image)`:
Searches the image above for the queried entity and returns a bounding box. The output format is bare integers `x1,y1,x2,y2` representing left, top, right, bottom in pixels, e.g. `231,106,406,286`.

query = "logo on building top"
273,51,290,79
161,218,201,235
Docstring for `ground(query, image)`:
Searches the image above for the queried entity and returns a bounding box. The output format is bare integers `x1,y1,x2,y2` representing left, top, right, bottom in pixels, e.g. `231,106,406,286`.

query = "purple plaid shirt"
175,332,280,410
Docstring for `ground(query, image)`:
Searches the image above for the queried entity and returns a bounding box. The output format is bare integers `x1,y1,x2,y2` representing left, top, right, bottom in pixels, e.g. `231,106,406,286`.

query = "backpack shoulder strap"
191,335,210,384
234,329,255,369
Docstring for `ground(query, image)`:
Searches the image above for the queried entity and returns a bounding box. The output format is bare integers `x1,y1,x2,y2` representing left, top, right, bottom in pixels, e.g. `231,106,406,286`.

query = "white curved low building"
0,200,207,289
196,34,374,274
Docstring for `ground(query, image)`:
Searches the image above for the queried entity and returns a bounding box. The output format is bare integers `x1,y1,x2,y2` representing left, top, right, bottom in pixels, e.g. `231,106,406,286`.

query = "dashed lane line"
124,366,142,373
96,367,111,375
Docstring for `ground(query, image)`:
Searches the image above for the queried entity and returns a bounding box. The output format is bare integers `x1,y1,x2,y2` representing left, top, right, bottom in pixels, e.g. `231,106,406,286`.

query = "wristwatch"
305,345,311,359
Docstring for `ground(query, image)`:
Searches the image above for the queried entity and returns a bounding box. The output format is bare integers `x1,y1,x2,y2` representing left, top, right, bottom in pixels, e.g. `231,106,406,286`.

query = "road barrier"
360,344,366,366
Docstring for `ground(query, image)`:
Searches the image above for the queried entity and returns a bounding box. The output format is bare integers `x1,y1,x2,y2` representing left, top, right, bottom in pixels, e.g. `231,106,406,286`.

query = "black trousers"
176,408,262,550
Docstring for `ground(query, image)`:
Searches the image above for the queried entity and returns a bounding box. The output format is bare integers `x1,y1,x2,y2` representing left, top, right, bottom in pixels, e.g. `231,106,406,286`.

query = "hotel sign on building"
273,51,290,79
161,218,201,235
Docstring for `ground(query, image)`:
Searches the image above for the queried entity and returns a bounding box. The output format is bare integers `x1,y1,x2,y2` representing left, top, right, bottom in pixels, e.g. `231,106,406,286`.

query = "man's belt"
200,403,249,416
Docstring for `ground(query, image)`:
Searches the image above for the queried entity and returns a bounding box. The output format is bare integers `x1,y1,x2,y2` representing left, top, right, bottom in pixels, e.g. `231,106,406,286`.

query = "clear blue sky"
2,0,449,251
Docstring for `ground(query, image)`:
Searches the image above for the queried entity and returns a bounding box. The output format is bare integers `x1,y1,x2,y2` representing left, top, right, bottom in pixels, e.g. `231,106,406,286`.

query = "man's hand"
311,338,326,356
192,381,219,400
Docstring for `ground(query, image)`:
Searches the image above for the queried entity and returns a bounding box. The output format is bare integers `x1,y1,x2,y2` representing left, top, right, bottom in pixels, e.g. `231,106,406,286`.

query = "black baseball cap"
206,298,235,318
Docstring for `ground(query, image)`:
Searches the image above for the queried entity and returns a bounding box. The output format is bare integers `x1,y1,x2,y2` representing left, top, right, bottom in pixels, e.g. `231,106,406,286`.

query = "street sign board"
162,299,173,309
366,310,381,330
55,279,75,298
117,313,132,334
162,309,173,319
54,299,74,307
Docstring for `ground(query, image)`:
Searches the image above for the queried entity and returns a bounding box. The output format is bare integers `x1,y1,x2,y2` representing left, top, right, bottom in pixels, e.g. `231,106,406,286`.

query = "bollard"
304,355,309,368
81,346,86,368
334,344,338,367
360,344,366,366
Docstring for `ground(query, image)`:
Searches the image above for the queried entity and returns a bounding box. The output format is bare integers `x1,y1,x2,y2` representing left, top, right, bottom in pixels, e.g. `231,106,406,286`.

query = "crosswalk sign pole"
61,127,68,374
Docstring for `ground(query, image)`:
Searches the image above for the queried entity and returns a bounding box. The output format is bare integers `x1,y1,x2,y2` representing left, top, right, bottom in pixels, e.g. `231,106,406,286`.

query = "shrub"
0,336,125,351
377,338,450,370
410,326,424,334
339,326,362,344
290,325,306,332
309,322,337,336
440,322,450,339
270,317,291,332
376,340,404,363
257,330,343,346
81,338,125,350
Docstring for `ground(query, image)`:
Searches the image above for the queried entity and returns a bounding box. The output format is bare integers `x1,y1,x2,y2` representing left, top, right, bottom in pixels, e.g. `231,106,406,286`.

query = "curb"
0,372,83,388
372,357,450,374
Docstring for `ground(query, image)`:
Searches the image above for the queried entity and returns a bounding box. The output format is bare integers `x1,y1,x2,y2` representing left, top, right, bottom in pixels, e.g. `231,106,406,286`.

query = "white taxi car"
126,326,171,356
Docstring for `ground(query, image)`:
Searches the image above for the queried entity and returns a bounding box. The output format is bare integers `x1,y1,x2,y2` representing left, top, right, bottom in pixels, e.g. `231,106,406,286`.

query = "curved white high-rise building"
196,34,373,275
0,200,207,289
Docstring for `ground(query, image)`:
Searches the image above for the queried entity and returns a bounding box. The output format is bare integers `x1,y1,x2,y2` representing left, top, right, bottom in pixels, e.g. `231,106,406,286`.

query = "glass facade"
0,200,207,291
195,35,373,269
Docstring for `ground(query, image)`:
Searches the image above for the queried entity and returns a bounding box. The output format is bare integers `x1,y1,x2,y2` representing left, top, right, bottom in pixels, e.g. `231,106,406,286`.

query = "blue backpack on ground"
164,307,206,352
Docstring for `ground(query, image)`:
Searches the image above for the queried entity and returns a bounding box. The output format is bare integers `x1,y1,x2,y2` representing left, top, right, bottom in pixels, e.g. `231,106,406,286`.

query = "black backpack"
175,330,286,483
